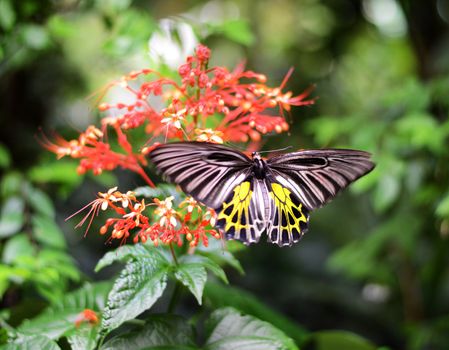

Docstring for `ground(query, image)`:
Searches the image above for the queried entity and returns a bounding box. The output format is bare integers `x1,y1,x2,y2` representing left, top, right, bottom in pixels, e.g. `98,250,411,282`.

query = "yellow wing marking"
217,181,252,232
269,183,307,234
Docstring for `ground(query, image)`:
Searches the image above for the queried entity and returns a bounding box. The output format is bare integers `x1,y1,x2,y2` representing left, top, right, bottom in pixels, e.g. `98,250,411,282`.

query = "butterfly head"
251,152,268,179
251,151,261,160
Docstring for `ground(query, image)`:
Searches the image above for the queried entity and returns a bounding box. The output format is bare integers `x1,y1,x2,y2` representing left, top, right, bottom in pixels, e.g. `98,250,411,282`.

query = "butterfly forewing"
267,149,375,210
149,142,253,209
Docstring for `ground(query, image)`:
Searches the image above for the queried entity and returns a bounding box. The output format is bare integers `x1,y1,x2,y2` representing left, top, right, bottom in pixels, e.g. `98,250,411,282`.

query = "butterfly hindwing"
266,180,310,247
216,179,267,244
149,142,252,209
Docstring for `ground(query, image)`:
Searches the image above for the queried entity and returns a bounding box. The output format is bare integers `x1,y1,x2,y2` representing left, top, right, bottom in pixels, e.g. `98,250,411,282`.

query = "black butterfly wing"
267,149,375,210
149,142,253,209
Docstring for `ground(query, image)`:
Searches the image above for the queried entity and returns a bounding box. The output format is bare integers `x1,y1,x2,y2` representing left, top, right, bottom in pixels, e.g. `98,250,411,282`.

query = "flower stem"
97,333,106,349
169,242,179,265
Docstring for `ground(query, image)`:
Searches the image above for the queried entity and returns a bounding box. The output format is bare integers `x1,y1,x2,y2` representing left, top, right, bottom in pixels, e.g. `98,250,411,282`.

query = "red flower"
195,44,211,62
72,188,220,248
75,309,99,327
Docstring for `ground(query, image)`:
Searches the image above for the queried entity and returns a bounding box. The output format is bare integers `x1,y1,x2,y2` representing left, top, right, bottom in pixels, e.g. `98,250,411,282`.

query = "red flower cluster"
43,44,314,186
71,187,220,247
44,44,314,248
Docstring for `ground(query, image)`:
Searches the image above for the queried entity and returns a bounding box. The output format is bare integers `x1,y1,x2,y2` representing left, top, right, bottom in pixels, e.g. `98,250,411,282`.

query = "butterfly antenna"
258,145,293,154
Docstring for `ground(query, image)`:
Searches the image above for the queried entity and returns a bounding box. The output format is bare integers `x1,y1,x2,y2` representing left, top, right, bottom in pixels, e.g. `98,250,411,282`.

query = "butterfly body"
149,142,374,247
251,153,269,179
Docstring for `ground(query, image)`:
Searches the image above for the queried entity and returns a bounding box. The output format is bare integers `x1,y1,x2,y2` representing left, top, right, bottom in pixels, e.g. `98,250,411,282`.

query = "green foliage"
1,334,61,350
204,307,297,350
101,314,196,350
174,262,208,304
18,282,110,339
100,256,169,332
27,161,82,189
207,19,255,46
307,330,377,350
0,144,10,169
305,22,449,350
100,307,298,350
196,238,244,274
1,242,303,349
0,147,80,303
204,282,309,345
134,184,185,203
95,243,231,333
102,9,156,57
0,0,16,32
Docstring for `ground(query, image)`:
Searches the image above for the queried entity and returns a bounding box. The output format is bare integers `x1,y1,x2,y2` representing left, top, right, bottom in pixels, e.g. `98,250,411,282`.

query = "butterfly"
149,142,375,247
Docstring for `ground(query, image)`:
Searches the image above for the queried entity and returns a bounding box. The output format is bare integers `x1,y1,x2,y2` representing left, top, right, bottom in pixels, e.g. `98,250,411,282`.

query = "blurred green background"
1,0,449,349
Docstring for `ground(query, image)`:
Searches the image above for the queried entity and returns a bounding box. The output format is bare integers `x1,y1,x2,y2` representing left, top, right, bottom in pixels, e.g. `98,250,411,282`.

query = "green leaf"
0,265,13,296
134,184,183,202
306,116,350,146
204,282,308,345
371,155,404,213
31,215,66,249
327,210,420,281
53,281,111,312
103,9,156,57
25,187,55,218
67,324,99,350
0,172,23,197
310,330,377,350
47,15,77,39
196,239,244,274
0,144,10,169
101,256,169,332
212,20,255,46
0,0,15,31
373,173,400,212
96,0,132,13
204,307,298,350
38,249,80,281
0,327,7,345
2,233,34,264
382,78,430,112
0,197,25,238
180,255,228,284
87,172,118,189
18,282,111,339
95,244,169,272
101,314,196,350
395,112,444,152
436,192,449,218
2,334,61,350
175,263,207,304
28,160,82,187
